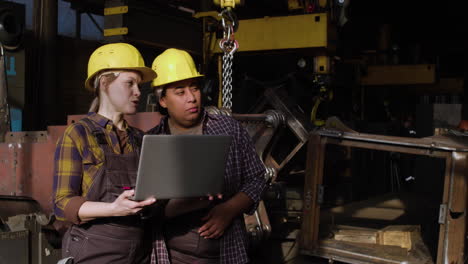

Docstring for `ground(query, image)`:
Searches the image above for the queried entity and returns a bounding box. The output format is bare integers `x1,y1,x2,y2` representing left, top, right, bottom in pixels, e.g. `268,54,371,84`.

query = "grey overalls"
61,118,151,264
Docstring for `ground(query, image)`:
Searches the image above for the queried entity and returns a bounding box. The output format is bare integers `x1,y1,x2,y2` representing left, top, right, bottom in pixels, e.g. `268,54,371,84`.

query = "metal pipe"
76,10,81,39
33,0,57,128
318,129,468,152
86,12,103,33
0,42,11,141
231,113,270,122
232,111,285,128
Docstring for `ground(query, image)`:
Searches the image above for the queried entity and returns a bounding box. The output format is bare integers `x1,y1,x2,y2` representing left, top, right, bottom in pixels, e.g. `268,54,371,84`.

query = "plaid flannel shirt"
147,109,267,264
53,112,144,223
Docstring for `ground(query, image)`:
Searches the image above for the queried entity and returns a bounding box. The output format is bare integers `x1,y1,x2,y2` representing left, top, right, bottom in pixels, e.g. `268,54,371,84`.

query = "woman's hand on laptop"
110,190,156,216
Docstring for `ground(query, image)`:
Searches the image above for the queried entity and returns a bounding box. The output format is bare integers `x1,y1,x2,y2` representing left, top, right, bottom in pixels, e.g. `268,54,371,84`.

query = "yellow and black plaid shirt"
53,112,143,223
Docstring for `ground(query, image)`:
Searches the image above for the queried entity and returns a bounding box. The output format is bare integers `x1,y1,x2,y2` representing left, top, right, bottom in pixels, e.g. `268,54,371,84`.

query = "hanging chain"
221,50,234,110
219,9,238,111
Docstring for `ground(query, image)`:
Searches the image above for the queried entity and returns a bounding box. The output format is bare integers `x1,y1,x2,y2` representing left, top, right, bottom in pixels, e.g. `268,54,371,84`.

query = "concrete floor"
285,255,333,264
250,237,344,264
252,251,341,264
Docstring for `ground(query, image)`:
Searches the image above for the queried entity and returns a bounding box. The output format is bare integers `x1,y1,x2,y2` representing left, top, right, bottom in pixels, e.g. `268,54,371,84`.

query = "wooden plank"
332,225,423,250
377,225,420,250
436,155,452,264
300,134,325,250
312,238,433,264
444,152,467,264
334,228,379,244
306,132,467,264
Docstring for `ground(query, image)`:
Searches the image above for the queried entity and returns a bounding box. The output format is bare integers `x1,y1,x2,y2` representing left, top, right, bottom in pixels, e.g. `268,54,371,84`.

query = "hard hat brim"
85,66,157,91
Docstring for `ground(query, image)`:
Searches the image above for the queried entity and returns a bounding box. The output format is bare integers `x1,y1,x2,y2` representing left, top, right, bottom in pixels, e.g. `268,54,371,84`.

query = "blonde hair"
88,71,121,112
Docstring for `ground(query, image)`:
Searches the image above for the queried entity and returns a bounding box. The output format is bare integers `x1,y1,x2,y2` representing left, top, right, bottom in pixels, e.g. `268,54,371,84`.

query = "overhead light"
178,6,195,15
297,58,307,68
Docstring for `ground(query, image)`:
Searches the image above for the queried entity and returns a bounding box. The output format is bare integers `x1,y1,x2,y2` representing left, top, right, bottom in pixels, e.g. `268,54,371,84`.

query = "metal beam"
211,13,331,53
0,45,10,141
103,1,202,54
32,0,58,128
86,12,103,33
360,64,436,86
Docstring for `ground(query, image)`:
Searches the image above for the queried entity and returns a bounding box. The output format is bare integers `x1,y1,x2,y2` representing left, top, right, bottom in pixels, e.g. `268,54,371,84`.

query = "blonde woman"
53,43,158,264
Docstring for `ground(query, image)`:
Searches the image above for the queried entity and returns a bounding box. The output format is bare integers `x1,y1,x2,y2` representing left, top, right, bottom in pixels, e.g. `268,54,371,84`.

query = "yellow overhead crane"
196,0,335,123
213,0,243,9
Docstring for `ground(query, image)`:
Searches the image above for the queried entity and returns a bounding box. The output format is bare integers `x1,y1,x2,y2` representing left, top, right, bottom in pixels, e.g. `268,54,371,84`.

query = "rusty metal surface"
440,152,467,264
0,112,162,216
0,126,65,214
4,131,48,143
300,135,325,251
0,196,42,221
436,155,452,263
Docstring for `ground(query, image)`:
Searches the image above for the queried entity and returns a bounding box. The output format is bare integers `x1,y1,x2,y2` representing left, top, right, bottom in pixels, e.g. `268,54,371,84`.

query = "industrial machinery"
0,0,376,263
300,125,468,264
0,108,287,264
1,0,467,263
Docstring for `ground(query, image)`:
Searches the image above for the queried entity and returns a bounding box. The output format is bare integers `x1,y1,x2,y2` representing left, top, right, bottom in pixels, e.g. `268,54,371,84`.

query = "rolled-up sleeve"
53,125,87,224
237,124,267,215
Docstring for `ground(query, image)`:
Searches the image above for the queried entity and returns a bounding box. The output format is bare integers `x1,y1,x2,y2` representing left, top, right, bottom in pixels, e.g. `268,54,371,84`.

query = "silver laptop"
133,135,232,200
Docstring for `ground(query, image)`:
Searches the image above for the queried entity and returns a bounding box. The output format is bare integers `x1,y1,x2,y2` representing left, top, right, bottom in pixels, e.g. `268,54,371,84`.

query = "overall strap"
126,126,142,152
80,117,110,149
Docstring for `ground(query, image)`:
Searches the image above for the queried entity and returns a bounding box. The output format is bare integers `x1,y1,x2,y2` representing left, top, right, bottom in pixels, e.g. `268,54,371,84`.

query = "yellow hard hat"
85,43,156,91
151,48,203,87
